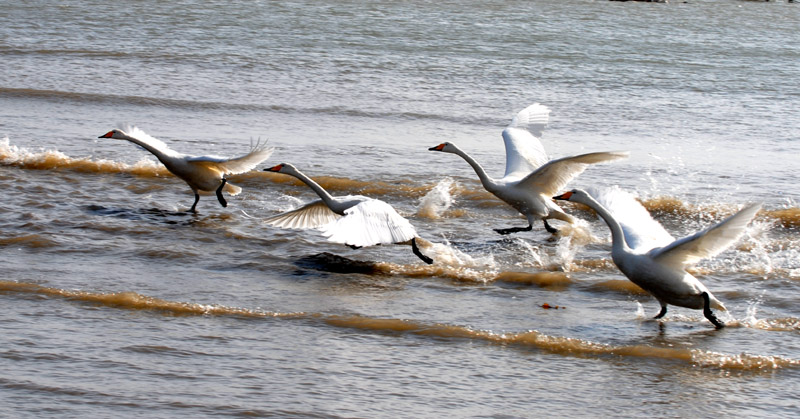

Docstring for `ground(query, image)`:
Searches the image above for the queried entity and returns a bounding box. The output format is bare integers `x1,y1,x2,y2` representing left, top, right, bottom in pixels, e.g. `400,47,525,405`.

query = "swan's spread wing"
125,126,184,159
320,199,417,247
589,186,674,252
263,200,341,230
502,103,550,178
651,203,761,268
187,141,274,175
520,151,629,196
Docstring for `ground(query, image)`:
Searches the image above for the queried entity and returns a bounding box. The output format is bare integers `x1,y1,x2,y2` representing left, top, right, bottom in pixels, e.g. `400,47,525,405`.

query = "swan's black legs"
494,224,533,235
348,244,362,250
216,178,228,208
702,292,725,329
411,238,434,265
190,193,200,213
543,219,558,234
654,303,668,319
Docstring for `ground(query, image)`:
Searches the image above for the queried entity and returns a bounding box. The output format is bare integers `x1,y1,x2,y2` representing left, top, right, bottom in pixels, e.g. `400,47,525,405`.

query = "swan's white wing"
502,103,550,179
187,141,274,175
263,200,341,230
588,186,674,252
520,151,629,196
125,126,184,159
651,203,761,269
320,199,417,247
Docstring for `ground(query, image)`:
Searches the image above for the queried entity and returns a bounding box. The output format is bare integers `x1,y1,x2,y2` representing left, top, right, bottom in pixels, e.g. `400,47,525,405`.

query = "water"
2,0,800,417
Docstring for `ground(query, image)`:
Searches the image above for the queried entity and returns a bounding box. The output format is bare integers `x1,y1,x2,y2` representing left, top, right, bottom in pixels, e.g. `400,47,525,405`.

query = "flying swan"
99,127,273,212
429,103,628,234
554,187,761,328
264,163,433,264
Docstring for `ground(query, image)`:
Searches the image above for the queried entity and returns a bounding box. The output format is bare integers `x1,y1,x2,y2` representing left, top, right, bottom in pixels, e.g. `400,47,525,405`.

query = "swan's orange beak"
99,131,114,138
429,143,446,151
265,164,284,172
553,191,572,201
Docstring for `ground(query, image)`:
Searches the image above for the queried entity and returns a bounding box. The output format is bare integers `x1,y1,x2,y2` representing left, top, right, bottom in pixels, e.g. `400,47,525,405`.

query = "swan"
264,163,434,264
99,127,273,212
554,188,761,328
429,103,628,234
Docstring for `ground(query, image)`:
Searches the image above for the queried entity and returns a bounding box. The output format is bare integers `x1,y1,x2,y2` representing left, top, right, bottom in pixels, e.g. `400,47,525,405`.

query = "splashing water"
417,177,456,219
635,302,647,319
514,238,544,267
426,237,496,270
741,300,762,328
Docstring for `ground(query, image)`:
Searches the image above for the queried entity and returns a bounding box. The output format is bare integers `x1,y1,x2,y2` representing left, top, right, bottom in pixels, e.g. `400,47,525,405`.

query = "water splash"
378,237,499,283
417,177,456,219
514,238,544,267
635,301,647,319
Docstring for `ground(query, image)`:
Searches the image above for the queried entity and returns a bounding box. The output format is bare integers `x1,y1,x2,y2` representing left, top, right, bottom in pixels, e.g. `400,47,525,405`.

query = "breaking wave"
2,280,797,371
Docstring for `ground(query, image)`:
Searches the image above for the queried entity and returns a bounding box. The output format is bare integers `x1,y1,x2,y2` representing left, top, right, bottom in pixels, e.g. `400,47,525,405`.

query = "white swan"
429,103,628,234
99,127,273,212
264,163,433,264
554,187,761,328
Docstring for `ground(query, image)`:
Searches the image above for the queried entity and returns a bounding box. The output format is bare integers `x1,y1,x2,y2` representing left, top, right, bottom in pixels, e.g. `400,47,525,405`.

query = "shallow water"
2,0,800,417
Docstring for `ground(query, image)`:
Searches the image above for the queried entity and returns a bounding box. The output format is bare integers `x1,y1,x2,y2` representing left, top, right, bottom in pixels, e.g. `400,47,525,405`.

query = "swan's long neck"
583,196,631,254
118,133,170,163
288,169,337,210
451,147,495,188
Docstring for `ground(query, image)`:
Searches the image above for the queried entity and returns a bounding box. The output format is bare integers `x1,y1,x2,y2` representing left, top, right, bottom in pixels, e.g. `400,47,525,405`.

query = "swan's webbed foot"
411,238,434,265
348,244,362,250
543,220,558,234
494,224,533,235
216,178,228,208
702,292,725,329
654,304,668,319
190,193,200,213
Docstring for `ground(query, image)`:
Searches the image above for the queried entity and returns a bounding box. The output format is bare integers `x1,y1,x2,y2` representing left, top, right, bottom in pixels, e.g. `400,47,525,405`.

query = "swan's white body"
555,187,761,327
430,103,628,234
264,163,432,263
100,127,273,212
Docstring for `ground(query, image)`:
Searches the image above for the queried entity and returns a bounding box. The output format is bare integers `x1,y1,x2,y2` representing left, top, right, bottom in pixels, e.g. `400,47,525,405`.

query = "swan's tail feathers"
411,237,434,264
702,292,726,329
507,103,551,138
711,298,727,312
263,200,341,230
223,182,242,196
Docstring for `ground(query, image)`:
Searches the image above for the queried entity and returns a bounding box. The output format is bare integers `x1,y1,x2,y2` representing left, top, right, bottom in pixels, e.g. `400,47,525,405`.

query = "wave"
0,234,59,249
2,280,796,371
0,280,303,319
0,87,487,126
0,136,168,177
259,171,432,198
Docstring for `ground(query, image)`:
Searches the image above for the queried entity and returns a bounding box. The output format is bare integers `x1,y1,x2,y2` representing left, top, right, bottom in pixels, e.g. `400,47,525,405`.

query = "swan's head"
264,163,298,175
98,129,128,139
553,188,592,204
428,142,458,153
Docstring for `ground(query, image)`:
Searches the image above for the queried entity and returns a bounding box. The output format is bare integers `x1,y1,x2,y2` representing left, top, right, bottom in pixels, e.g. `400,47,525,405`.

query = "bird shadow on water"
85,204,200,226
293,252,383,276
290,252,408,292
